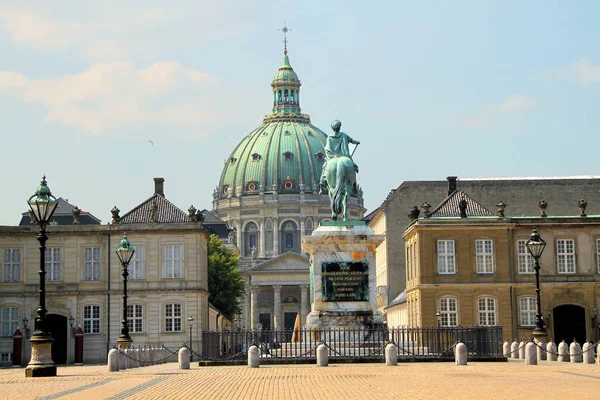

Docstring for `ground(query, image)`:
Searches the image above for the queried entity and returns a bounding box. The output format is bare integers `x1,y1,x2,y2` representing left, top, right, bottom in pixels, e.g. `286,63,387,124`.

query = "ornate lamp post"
25,176,59,377
435,310,441,354
526,227,547,341
115,234,135,349
188,315,194,362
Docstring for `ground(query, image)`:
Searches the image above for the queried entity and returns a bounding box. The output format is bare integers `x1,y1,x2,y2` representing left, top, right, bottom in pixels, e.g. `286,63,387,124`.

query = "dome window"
281,178,297,191
222,184,230,195
229,157,237,164
315,151,324,161
283,151,294,160
246,181,258,193
307,131,314,136
284,130,291,136
251,153,262,162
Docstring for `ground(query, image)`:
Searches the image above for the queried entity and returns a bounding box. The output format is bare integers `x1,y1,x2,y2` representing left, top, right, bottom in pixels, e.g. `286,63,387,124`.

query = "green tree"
207,234,245,320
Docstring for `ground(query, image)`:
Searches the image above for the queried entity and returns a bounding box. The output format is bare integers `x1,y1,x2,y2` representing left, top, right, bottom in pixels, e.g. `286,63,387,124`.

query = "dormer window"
222,185,229,195
315,151,324,161
229,157,237,164
246,181,258,192
283,151,294,160
284,130,291,136
251,153,261,162
281,177,297,191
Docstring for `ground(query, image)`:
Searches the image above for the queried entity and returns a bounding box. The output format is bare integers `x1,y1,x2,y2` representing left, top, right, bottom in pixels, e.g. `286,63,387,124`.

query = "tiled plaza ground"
1,359,600,400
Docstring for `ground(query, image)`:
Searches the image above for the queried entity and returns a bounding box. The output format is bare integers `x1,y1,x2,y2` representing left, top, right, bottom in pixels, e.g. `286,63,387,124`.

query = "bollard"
178,347,190,370
119,348,127,371
385,343,397,366
597,343,600,365
558,341,569,362
108,348,119,372
547,341,557,362
248,345,259,368
503,341,510,358
535,338,547,361
570,341,582,363
132,347,139,368
511,341,519,359
317,344,328,367
519,341,526,360
455,342,467,365
525,342,537,365
583,342,594,364
125,348,133,369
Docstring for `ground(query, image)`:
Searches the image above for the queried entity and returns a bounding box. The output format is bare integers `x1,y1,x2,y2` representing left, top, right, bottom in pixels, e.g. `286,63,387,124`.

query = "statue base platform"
25,334,56,377
302,220,384,332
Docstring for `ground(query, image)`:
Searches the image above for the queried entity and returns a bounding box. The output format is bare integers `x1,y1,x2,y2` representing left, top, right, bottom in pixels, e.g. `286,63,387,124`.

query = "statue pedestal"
25,334,56,377
302,221,384,331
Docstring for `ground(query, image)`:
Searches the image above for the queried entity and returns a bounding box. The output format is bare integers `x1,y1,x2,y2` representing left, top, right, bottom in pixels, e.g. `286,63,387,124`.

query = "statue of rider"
319,120,360,194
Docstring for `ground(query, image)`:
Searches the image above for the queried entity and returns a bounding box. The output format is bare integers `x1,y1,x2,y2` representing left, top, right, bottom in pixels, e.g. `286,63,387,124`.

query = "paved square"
2,360,600,400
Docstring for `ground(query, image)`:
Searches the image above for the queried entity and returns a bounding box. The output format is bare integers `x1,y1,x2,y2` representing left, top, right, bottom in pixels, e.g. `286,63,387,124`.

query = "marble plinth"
302,221,384,330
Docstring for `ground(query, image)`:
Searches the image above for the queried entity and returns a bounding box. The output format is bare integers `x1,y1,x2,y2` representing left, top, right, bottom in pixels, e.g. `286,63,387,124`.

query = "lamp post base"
116,337,133,350
25,334,56,377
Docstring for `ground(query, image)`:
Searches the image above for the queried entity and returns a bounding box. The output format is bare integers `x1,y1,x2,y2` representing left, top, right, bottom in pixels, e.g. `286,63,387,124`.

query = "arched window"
244,222,259,257
439,297,458,327
280,221,298,254
290,89,295,104
278,90,282,103
477,297,497,326
283,151,294,160
519,296,536,327
305,218,314,236
284,89,289,103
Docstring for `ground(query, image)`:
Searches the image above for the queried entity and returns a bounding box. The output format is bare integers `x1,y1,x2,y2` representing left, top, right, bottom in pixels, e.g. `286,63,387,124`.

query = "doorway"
552,305,587,345
46,314,68,364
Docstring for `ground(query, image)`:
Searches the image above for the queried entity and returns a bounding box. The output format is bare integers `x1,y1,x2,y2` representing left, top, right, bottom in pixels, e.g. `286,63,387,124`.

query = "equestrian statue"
319,120,360,221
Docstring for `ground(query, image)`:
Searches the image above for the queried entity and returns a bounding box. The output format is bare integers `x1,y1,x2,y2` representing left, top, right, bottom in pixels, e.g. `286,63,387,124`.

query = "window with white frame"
45,248,61,281
129,246,145,280
1,307,18,337
475,240,494,274
83,305,101,334
164,245,183,279
517,240,535,274
2,248,21,282
557,239,576,274
83,247,101,281
439,297,458,327
127,304,143,333
519,297,536,327
165,303,182,332
0,353,12,362
437,240,456,274
478,297,497,325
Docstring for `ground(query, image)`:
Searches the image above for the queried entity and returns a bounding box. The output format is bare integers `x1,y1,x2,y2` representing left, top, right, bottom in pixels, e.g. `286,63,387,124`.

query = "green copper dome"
216,53,329,198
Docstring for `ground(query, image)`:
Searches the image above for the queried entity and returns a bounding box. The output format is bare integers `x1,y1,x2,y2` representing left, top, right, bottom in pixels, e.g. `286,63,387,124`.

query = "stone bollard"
535,338,547,361
547,341,557,362
149,346,156,364
519,341,526,360
503,341,511,358
178,347,190,370
119,348,127,371
525,342,537,365
455,342,467,365
108,348,119,372
570,341,583,363
583,342,595,364
597,343,600,365
558,341,569,362
385,343,398,366
132,347,139,368
125,348,133,369
317,344,328,367
511,341,519,359
248,345,259,368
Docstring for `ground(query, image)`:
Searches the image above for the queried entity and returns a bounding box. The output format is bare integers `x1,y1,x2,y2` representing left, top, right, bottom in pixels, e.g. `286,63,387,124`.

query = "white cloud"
546,58,600,85
0,62,219,134
464,94,538,128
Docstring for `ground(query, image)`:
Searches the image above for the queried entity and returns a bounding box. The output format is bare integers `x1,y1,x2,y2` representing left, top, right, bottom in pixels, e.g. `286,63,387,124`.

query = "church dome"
216,53,329,198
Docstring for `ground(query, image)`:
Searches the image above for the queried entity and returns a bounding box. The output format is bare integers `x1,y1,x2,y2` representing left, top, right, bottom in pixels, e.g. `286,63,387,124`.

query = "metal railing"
200,326,504,362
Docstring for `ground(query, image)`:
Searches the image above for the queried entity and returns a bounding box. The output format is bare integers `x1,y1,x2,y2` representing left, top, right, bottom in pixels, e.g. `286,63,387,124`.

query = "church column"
251,286,259,330
244,278,251,329
259,218,266,258
273,285,282,330
237,222,243,255
273,217,279,256
300,217,305,237
300,285,309,326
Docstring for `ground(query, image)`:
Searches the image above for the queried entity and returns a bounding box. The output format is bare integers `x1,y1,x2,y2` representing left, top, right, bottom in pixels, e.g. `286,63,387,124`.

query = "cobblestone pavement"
2,360,600,400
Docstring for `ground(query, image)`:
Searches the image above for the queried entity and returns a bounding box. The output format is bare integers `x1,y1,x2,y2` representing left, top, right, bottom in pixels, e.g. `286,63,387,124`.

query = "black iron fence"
200,326,504,363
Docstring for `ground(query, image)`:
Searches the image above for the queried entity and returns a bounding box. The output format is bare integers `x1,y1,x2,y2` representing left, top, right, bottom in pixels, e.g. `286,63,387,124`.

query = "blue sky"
1,1,599,225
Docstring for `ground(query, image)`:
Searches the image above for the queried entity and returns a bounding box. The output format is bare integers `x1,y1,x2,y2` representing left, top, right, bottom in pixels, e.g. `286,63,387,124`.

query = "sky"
1,0,599,225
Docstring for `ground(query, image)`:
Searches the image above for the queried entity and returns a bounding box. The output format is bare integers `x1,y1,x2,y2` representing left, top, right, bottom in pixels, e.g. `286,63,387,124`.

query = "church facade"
211,48,366,330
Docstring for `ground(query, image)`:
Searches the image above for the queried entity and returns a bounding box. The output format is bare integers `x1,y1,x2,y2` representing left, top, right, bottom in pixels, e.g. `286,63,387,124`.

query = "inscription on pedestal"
322,261,369,302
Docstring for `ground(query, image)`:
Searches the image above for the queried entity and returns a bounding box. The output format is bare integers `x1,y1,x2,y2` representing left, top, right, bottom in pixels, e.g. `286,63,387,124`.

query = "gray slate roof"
119,195,191,224
19,197,101,226
429,189,495,218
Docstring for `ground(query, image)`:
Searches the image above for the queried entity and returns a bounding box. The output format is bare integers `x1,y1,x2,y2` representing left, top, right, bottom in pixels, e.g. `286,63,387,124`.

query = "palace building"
211,45,366,330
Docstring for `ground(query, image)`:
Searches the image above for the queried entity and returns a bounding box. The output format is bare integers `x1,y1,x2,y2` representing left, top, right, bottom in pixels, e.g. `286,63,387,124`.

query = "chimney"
154,177,165,197
446,176,457,196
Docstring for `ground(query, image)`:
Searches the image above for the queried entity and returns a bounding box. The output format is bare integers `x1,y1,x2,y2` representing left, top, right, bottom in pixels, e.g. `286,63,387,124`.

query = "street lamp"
115,234,135,349
435,310,441,354
526,227,547,340
188,315,194,362
25,176,59,378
